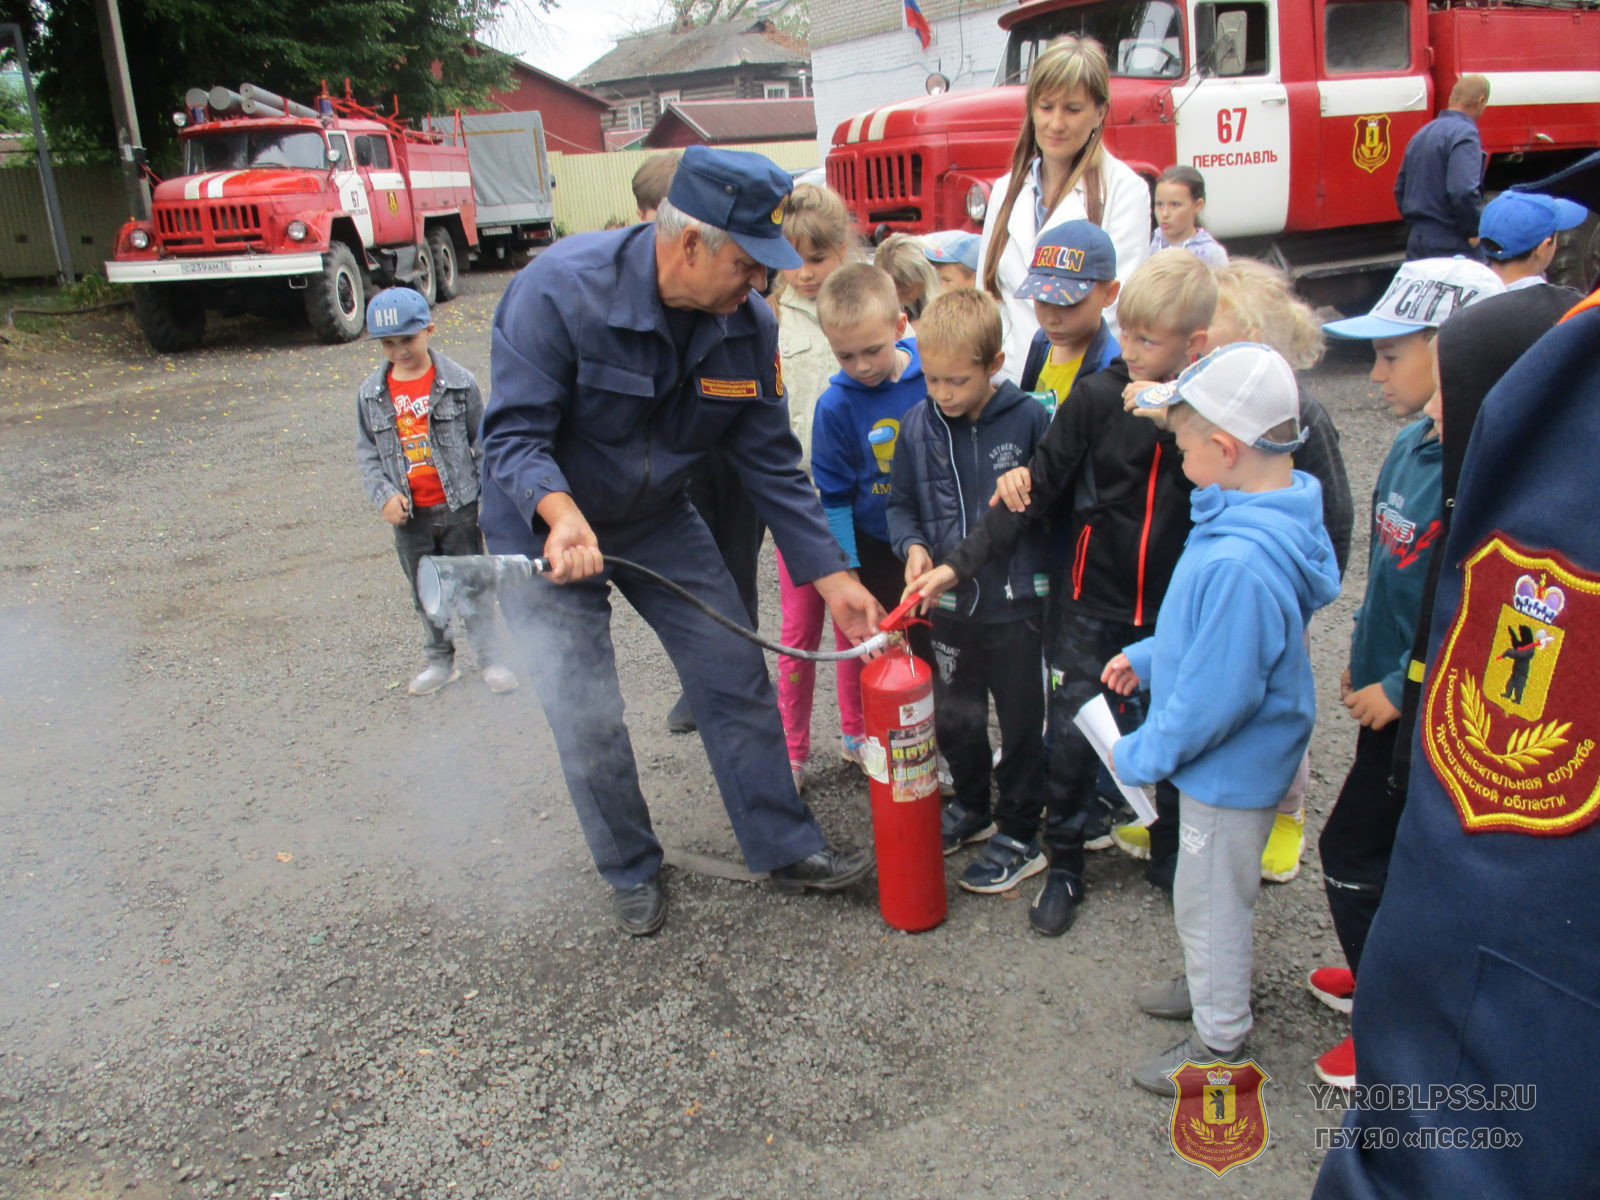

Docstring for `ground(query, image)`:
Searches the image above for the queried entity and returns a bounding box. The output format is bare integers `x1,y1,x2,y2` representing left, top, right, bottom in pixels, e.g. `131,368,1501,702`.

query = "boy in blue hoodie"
888,288,1057,894
812,264,928,619
1100,343,1341,1095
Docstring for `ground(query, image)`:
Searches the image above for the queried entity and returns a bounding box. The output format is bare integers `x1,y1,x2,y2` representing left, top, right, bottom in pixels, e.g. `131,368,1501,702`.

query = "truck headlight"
286,220,308,242
129,229,150,250
965,182,989,223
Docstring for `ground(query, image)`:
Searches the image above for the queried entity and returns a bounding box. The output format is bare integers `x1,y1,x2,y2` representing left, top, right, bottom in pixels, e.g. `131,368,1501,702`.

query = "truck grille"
862,152,922,204
828,152,924,226
156,202,266,250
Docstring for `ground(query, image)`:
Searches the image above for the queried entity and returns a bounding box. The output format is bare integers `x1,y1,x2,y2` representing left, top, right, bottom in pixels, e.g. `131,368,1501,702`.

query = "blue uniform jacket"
1394,109,1484,244
479,225,849,584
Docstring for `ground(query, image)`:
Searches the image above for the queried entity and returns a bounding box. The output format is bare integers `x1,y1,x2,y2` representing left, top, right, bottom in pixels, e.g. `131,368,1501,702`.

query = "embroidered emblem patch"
1031,244,1086,272
1352,114,1391,174
1168,1060,1270,1177
1423,535,1600,837
696,377,759,399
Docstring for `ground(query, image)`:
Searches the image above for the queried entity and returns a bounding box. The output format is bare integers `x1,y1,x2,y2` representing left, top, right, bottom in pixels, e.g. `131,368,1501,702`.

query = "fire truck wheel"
1550,212,1600,293
409,241,437,306
132,283,205,353
427,228,460,302
305,243,366,344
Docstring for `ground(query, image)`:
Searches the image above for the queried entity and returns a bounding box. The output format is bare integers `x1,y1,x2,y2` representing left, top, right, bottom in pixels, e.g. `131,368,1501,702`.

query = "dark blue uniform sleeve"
482,265,577,532
1445,127,1485,239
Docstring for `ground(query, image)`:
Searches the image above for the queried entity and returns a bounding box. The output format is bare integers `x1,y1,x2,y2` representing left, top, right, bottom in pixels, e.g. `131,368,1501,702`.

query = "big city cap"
366,286,431,337
925,231,982,271
1323,258,1504,339
1133,342,1304,453
1478,192,1589,260
1013,220,1117,305
665,145,802,271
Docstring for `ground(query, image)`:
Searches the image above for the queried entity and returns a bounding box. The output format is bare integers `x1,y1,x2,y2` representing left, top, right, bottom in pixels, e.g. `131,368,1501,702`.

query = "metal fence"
0,141,822,279
0,162,126,280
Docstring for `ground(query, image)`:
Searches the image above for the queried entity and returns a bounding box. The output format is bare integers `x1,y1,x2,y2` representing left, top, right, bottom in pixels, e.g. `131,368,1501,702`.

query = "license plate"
478,225,512,236
178,260,235,275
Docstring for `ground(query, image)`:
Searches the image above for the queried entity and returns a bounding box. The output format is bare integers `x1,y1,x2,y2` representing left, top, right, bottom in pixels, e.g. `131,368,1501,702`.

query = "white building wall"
811,12,1010,164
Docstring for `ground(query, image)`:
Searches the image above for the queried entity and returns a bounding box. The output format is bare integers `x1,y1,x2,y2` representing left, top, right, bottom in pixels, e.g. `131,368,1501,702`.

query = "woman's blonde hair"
981,36,1112,300
782,183,856,258
1213,258,1325,370
873,233,940,319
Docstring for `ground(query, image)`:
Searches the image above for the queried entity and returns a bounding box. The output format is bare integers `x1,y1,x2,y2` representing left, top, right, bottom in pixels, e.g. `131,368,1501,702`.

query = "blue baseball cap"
1479,191,1588,259
1323,258,1503,339
366,287,431,337
925,231,981,271
1013,220,1117,305
666,145,801,271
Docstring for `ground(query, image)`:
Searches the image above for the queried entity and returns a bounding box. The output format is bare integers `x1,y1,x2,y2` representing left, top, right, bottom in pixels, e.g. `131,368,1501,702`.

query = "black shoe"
1146,852,1176,896
941,802,996,855
666,693,697,734
768,846,873,894
1028,867,1083,936
612,875,666,936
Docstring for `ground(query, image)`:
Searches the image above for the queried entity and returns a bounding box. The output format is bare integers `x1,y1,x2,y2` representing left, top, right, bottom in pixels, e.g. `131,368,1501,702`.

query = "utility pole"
93,0,150,221
2,23,74,284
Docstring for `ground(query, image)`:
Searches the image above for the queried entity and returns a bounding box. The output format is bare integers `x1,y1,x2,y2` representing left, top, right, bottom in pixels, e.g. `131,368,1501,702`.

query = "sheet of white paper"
1073,693,1157,826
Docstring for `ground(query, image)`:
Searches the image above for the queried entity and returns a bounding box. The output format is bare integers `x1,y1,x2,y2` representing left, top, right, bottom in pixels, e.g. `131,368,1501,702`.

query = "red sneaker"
1308,966,1355,1015
1315,1034,1356,1088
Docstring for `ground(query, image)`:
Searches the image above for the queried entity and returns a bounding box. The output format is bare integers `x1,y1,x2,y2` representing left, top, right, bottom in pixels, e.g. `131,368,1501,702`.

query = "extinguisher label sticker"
899,695,933,724
862,738,890,784
889,714,939,803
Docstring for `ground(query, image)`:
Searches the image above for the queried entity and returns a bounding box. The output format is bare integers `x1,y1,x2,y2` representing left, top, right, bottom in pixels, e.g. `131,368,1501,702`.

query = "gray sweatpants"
1174,793,1277,1052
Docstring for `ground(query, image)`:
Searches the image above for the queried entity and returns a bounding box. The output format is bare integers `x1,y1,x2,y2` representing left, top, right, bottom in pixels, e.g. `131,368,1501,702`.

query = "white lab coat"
979,152,1152,384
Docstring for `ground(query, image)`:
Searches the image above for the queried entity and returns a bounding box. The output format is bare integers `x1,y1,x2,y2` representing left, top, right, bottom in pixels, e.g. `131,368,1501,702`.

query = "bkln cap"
366,286,432,337
1322,257,1504,340
665,145,802,271
1478,191,1589,260
925,231,982,271
1134,342,1304,453
1013,220,1117,306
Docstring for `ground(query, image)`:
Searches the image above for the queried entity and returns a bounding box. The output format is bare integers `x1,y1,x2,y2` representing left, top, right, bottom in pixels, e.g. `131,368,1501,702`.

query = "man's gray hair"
654,198,729,253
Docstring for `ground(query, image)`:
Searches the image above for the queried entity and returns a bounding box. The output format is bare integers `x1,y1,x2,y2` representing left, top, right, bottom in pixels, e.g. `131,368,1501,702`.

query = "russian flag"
904,0,932,50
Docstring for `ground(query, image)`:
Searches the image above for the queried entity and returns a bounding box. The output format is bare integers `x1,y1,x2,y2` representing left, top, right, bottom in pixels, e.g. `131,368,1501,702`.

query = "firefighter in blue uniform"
1314,151,1600,1198
480,147,883,936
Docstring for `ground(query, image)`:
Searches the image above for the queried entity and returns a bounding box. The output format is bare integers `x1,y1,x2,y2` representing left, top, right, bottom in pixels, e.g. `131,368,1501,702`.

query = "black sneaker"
941,802,996,855
958,833,1047,894
1028,867,1083,936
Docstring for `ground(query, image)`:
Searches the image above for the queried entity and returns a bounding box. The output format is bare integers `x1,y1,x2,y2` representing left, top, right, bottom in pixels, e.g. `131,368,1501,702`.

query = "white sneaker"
482,664,519,693
408,662,460,695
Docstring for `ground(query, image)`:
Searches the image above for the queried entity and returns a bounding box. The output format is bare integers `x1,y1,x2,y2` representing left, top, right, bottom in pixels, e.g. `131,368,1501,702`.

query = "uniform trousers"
499,500,825,889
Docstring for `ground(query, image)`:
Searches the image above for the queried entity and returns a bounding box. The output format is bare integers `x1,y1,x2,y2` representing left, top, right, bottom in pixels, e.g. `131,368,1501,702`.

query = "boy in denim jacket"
355,288,516,696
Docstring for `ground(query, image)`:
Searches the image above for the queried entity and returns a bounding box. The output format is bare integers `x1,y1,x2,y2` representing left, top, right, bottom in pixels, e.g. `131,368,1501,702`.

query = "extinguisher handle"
879,592,931,633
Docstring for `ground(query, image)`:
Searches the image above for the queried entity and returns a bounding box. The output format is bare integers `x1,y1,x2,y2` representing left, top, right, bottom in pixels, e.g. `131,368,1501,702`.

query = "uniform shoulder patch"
1168,1060,1271,1177
1423,535,1600,837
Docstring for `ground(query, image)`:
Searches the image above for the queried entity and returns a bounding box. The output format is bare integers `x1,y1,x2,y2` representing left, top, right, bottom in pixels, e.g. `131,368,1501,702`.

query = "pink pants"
776,550,864,765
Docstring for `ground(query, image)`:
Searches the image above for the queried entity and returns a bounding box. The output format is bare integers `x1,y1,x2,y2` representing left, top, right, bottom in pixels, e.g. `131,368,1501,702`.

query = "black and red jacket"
942,356,1193,629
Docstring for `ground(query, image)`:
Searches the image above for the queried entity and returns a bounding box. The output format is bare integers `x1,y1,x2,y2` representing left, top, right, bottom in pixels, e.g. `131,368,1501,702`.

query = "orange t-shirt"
388,365,445,508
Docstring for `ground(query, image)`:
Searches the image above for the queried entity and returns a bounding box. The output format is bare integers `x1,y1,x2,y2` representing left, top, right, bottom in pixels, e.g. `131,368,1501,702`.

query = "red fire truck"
826,0,1600,292
107,83,478,351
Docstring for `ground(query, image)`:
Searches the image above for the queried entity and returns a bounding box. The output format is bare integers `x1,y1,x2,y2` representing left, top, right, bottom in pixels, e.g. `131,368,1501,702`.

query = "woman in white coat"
979,36,1152,383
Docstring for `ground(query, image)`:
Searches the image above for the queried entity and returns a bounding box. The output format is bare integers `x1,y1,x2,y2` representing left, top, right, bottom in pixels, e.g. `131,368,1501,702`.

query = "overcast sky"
486,0,667,81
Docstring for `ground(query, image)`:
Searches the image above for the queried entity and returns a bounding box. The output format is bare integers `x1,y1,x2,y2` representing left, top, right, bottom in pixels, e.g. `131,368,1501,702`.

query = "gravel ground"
1,268,1403,1198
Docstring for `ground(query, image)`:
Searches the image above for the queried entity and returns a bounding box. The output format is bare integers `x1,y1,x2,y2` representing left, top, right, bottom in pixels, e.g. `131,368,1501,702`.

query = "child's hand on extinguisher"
904,562,957,614
1101,653,1140,696
903,544,933,610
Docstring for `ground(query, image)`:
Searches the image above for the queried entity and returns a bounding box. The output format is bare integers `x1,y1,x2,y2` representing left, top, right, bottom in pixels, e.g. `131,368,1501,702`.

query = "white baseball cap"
1323,257,1504,339
1134,342,1304,453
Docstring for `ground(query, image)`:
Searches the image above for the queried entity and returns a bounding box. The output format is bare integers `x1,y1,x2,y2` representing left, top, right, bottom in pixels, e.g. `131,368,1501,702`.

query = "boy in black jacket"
889,289,1057,896
910,248,1216,933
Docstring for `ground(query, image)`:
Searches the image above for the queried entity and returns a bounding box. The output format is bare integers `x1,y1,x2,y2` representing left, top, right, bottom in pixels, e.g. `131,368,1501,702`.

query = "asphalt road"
2,268,1404,1199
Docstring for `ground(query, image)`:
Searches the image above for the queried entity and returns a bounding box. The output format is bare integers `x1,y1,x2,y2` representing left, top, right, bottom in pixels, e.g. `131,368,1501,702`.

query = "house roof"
506,58,613,110
641,97,816,147
604,128,650,151
574,18,808,88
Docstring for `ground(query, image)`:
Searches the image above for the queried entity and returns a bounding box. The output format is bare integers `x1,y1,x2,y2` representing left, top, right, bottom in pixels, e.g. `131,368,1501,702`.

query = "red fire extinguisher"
859,597,946,932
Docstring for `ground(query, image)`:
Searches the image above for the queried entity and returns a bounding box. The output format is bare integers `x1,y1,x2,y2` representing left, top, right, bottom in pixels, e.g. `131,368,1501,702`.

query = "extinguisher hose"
538,554,890,662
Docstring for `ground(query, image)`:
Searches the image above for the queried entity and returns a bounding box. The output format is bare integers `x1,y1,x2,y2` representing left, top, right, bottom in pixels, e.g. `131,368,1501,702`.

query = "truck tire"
428,228,460,301
132,283,205,352
408,241,437,305
305,243,367,343
1550,212,1600,293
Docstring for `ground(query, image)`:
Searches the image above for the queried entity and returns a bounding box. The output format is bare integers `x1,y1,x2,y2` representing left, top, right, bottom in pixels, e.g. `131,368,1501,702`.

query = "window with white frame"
764,83,789,99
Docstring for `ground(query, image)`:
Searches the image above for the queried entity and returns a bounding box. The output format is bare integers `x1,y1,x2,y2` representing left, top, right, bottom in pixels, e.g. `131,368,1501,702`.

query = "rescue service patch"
1032,244,1086,272
1352,114,1391,175
1168,1059,1270,1177
1423,535,1600,837
696,377,759,399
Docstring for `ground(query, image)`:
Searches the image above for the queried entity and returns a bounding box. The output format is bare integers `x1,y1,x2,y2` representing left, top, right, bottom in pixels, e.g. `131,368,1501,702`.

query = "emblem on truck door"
1352,114,1391,174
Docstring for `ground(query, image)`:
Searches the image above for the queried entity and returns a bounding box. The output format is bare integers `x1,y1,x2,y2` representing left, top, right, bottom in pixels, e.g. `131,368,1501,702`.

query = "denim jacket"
355,349,483,511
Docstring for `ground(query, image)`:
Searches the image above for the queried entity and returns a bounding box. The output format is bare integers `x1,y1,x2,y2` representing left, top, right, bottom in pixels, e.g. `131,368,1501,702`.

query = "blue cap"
1013,220,1117,305
366,287,431,337
1479,191,1588,260
666,145,801,271
925,232,981,271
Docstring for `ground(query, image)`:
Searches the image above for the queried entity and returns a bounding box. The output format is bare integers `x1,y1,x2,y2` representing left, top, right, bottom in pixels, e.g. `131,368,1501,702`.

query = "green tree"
4,0,556,163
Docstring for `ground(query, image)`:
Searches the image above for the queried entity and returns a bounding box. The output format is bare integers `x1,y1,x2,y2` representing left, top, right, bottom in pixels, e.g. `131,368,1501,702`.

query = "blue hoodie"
1115,472,1342,808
